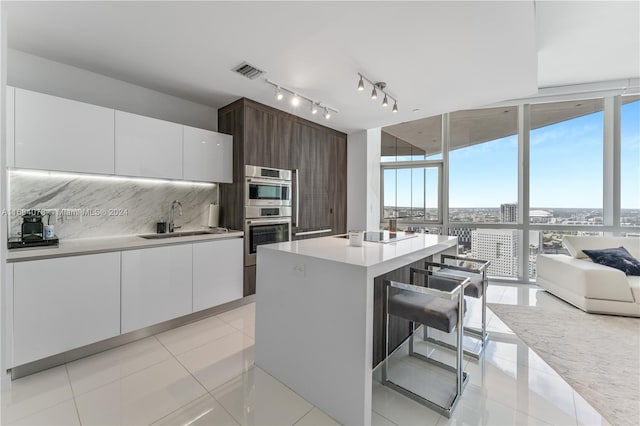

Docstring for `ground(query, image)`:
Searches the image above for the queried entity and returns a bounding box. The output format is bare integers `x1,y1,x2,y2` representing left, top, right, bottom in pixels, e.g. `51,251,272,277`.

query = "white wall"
7,49,218,131
347,128,380,231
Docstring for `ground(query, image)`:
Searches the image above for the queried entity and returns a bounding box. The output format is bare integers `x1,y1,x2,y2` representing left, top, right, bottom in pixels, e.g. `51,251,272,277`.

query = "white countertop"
7,229,244,262
259,233,457,269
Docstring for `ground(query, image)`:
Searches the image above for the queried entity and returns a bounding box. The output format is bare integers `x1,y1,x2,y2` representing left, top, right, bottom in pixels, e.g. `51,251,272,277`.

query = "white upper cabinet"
14,88,115,174
115,111,183,179
183,126,233,183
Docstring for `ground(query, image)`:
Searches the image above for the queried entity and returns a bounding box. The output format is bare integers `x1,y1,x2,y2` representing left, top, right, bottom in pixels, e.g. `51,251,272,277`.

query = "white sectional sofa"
536,236,640,317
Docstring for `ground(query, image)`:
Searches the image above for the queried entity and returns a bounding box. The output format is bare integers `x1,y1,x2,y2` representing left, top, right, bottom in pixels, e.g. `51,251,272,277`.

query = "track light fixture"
356,73,398,113
265,79,338,120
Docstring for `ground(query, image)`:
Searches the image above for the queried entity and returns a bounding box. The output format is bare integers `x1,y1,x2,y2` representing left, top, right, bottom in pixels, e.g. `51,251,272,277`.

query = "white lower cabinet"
193,238,243,312
121,244,193,333
12,252,121,366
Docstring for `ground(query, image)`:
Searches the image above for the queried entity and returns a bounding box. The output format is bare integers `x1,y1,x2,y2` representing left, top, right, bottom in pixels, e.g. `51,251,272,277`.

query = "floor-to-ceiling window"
621,96,640,233
528,98,605,277
380,90,638,282
381,116,443,232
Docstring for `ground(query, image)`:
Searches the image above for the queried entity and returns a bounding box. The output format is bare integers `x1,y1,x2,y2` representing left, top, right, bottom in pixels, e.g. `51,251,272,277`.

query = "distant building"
449,227,472,252
471,229,542,278
472,229,519,277
500,203,518,223
529,209,553,223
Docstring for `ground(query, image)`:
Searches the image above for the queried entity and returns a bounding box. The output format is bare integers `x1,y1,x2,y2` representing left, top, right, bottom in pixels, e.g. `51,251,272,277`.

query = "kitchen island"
255,233,458,425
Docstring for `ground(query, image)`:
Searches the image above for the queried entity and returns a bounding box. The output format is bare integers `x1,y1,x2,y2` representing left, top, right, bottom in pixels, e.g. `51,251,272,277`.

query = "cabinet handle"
293,169,299,227
294,229,332,236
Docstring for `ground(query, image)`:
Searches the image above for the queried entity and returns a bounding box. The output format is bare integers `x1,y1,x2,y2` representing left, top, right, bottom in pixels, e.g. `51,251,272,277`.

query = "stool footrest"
382,372,469,418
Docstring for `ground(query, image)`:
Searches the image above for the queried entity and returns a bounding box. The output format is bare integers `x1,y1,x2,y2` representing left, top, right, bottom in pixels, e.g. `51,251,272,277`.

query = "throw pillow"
582,247,640,276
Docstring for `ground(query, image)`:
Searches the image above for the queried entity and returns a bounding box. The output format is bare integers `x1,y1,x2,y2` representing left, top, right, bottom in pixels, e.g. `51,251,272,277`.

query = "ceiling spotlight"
265,79,338,119
356,74,397,114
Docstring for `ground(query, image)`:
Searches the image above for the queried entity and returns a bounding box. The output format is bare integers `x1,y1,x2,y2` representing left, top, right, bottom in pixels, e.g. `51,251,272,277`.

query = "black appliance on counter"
8,210,59,249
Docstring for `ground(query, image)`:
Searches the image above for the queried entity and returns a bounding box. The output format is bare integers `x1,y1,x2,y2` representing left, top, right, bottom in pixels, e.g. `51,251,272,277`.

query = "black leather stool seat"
389,291,464,333
431,269,483,298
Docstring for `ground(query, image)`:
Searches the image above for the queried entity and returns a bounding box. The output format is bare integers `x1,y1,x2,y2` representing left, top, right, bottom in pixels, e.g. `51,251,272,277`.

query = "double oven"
244,165,293,265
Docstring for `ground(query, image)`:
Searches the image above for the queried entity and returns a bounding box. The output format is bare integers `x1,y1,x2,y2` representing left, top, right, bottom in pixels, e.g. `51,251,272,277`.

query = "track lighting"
356,73,398,114
265,79,338,120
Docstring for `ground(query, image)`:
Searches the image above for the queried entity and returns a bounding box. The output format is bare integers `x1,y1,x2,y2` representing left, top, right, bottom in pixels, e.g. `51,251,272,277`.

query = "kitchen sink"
138,230,223,240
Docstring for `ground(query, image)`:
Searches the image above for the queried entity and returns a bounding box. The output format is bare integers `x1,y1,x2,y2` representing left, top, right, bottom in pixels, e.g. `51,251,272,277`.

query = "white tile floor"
0,284,611,426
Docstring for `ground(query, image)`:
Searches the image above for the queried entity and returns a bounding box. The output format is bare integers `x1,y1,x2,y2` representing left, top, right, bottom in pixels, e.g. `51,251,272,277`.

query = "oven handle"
245,217,292,225
293,169,299,227
246,177,292,186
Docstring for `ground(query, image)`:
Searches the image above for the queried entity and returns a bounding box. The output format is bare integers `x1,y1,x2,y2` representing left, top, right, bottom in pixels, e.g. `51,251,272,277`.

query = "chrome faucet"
168,200,183,233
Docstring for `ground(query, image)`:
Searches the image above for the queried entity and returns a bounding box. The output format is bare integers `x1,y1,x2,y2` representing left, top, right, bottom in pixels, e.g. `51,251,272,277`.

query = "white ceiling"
5,1,638,134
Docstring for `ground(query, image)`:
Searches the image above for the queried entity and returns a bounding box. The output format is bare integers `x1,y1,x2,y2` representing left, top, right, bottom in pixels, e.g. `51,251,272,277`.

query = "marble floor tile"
218,303,256,338
3,398,80,426
151,394,239,426
177,330,255,391
74,357,207,425
438,395,552,426
156,315,237,356
573,390,612,426
463,359,578,426
1,366,73,424
293,407,340,426
211,366,313,426
371,411,398,425
371,382,443,426
66,336,172,396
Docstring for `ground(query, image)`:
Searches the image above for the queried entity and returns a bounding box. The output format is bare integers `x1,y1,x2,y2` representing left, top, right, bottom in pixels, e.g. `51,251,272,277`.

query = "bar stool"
424,255,490,359
382,268,470,418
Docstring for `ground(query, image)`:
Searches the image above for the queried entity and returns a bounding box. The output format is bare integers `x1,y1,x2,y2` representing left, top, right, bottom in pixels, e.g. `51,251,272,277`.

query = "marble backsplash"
9,171,219,239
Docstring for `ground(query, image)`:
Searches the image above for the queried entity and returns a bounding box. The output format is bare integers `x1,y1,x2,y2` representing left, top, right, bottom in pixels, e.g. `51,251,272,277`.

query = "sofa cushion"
583,247,640,276
563,236,640,259
536,254,635,302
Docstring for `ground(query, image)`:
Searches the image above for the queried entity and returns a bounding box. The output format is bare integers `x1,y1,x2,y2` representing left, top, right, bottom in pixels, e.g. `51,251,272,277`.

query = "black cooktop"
363,231,417,243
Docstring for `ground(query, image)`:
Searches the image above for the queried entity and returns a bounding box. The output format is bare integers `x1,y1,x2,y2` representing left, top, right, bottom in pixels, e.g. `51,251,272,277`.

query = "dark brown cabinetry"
218,98,347,295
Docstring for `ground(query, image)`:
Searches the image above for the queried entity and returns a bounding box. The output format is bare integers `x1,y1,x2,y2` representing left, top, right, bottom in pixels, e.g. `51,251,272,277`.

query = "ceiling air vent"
232,62,265,80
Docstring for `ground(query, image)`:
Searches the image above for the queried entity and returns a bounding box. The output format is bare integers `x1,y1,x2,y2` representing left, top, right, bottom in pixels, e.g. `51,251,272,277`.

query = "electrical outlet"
293,263,306,277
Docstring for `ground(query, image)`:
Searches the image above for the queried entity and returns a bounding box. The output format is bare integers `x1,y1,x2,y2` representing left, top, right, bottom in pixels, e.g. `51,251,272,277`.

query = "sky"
386,99,639,210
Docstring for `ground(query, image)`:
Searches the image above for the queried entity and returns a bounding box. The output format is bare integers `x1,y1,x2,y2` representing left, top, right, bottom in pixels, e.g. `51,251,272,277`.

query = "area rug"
488,301,640,426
